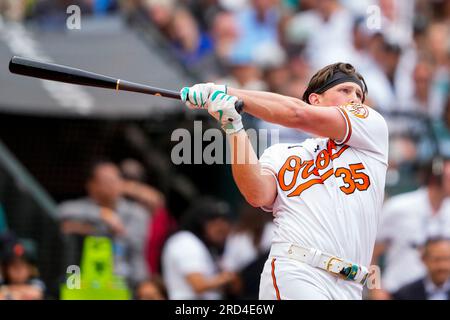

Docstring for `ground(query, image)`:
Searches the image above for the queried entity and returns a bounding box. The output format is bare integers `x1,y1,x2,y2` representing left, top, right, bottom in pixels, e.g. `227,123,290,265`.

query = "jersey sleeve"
259,144,289,178
335,103,389,165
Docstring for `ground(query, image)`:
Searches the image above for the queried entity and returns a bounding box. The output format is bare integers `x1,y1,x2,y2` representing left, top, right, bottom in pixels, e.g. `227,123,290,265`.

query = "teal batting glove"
208,91,243,135
180,83,227,109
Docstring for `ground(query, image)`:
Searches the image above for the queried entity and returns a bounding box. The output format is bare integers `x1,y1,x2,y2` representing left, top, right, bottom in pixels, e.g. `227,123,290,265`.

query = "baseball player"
180,62,389,299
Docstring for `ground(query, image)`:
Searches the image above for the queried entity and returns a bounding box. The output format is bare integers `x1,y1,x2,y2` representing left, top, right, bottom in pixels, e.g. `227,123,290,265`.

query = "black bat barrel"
9,56,118,90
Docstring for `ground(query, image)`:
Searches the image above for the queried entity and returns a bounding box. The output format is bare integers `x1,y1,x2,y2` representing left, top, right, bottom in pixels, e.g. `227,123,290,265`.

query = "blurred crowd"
1,0,450,300
1,158,275,300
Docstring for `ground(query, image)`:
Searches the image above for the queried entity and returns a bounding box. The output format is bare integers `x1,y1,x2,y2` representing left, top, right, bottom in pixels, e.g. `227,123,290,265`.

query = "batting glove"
180,83,227,109
208,90,243,135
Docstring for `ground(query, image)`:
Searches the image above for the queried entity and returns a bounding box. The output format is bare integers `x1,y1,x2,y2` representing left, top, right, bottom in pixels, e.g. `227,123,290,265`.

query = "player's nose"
348,92,359,104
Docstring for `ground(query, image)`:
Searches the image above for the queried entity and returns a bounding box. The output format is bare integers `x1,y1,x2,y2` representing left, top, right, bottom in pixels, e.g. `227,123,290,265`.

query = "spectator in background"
161,197,237,300
120,158,164,213
222,204,274,273
0,0,28,21
258,43,289,94
285,52,311,98
119,158,177,276
377,0,416,49
406,54,445,120
392,237,450,300
433,96,450,158
254,44,312,144
376,40,405,109
221,204,275,299
168,7,218,79
426,22,449,70
424,22,450,117
210,10,239,69
135,275,167,300
215,43,267,91
88,0,119,15
304,0,355,69
231,0,281,65
184,0,223,31
349,18,394,111
0,239,45,300
372,158,450,299
58,161,149,289
143,0,176,38
219,0,249,12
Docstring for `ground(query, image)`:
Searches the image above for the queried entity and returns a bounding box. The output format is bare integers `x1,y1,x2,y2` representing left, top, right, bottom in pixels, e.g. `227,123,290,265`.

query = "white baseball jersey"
259,103,389,267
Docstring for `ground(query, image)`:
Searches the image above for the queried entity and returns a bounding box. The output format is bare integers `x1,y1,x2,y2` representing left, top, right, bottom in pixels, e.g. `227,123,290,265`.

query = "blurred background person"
119,158,177,277
392,237,450,300
231,0,282,65
135,275,167,300
433,96,450,158
371,157,450,299
167,7,218,79
0,238,45,300
57,161,149,289
221,204,275,299
303,0,355,70
141,0,176,38
0,0,26,21
161,197,237,300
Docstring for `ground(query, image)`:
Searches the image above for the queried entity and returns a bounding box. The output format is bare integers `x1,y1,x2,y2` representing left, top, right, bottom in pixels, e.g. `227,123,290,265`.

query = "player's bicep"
256,167,277,211
261,169,277,205
257,145,284,209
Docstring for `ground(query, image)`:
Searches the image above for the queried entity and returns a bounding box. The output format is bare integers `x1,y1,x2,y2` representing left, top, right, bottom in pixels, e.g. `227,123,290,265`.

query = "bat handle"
234,100,244,114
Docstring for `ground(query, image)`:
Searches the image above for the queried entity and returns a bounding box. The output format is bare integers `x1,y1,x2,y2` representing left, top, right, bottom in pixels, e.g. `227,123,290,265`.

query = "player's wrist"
222,118,244,135
212,84,227,95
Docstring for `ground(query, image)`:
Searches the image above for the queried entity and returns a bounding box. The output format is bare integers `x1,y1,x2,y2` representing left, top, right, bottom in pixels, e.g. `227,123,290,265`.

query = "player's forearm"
228,130,276,207
227,87,309,128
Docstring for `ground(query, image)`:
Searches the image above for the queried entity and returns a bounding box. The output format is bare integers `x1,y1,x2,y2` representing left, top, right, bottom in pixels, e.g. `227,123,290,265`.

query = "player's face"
317,82,363,106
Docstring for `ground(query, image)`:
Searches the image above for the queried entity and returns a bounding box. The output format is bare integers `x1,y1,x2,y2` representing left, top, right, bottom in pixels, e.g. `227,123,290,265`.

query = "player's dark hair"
302,62,368,103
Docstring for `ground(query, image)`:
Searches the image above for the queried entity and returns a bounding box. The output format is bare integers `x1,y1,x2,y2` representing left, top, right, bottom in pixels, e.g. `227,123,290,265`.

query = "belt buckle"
326,257,353,280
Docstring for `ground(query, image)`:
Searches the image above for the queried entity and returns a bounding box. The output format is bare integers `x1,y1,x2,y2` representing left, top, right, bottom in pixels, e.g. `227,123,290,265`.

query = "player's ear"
308,93,321,105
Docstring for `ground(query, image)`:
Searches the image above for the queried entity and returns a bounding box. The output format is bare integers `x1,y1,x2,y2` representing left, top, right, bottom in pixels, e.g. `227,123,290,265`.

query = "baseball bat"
8,56,244,113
